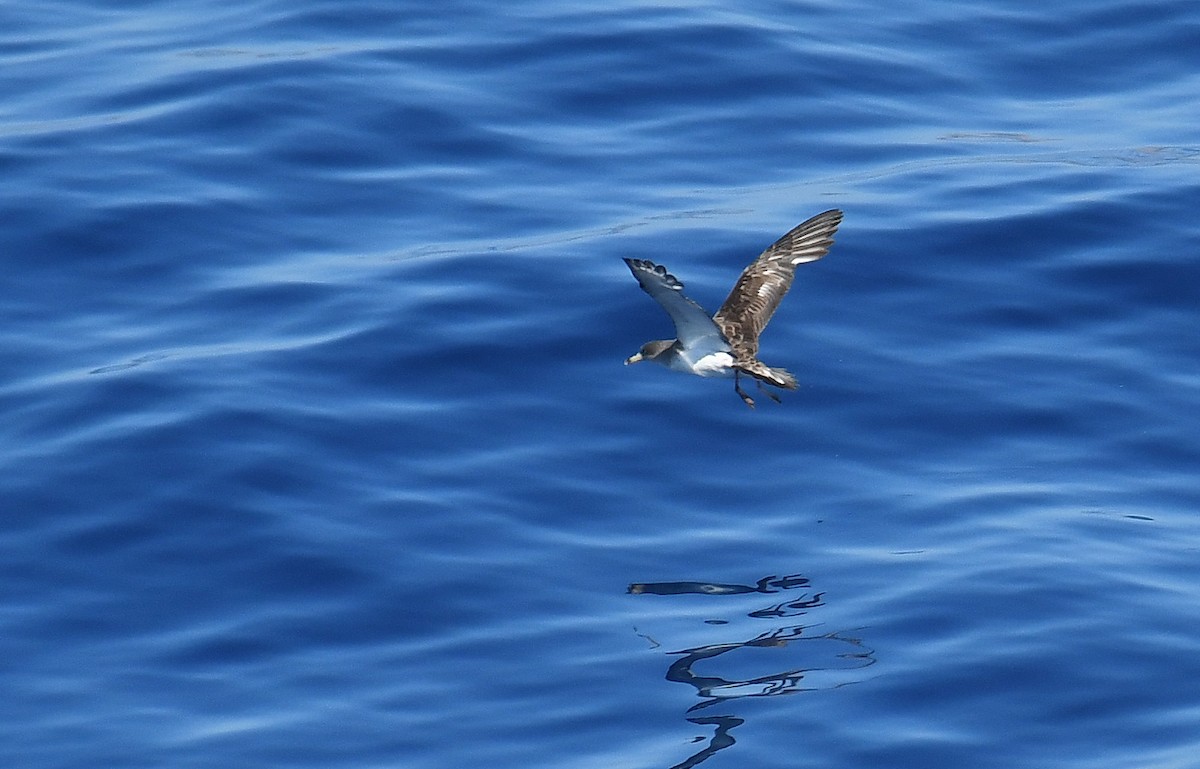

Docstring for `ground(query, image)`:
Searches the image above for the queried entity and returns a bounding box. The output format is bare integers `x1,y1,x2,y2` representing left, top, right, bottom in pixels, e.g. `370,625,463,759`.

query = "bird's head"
625,339,674,365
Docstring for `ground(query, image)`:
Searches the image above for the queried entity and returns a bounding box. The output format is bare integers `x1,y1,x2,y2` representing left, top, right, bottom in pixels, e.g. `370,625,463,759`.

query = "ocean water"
3,1,1200,767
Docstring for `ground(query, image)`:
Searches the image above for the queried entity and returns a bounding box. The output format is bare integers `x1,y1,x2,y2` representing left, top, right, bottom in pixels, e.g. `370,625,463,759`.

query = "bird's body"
624,209,843,407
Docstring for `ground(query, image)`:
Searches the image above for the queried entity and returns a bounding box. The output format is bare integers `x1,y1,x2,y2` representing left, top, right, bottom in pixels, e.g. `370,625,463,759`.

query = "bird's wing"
623,258,726,351
713,209,842,360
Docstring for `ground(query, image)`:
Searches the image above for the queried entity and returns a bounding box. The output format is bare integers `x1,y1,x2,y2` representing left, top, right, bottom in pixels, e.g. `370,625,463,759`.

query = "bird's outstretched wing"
713,209,842,360
623,258,726,351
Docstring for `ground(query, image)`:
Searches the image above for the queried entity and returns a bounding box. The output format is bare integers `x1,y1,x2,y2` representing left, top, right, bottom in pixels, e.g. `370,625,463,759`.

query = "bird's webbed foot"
756,378,782,404
734,371,756,409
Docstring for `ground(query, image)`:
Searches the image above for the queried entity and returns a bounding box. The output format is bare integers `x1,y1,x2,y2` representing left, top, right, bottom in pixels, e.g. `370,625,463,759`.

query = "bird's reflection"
630,573,812,596
629,574,874,768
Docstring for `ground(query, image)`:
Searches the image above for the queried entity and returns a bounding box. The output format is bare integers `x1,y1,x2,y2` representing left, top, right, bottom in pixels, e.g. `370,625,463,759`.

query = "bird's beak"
625,353,643,365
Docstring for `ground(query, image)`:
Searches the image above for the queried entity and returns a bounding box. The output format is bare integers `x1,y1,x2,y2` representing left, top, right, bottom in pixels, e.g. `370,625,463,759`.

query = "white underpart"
690,350,736,377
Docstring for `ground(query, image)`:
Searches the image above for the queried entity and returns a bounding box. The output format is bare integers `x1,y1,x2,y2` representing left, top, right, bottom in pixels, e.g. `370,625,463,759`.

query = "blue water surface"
3,1,1200,767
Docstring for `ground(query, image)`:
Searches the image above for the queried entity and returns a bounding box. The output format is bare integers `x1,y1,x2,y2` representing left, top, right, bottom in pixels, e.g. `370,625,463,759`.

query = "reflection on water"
630,574,874,768
630,573,814,597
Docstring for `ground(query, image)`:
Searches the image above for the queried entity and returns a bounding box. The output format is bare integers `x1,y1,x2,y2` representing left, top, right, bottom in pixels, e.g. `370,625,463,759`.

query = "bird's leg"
755,378,782,404
734,371,756,408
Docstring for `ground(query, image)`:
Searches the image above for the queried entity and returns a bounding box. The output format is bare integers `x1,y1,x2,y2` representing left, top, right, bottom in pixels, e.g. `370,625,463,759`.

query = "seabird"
624,209,843,408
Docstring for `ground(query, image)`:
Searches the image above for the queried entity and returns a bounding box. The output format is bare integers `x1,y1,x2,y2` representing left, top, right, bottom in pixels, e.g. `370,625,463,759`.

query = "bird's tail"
739,361,798,390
